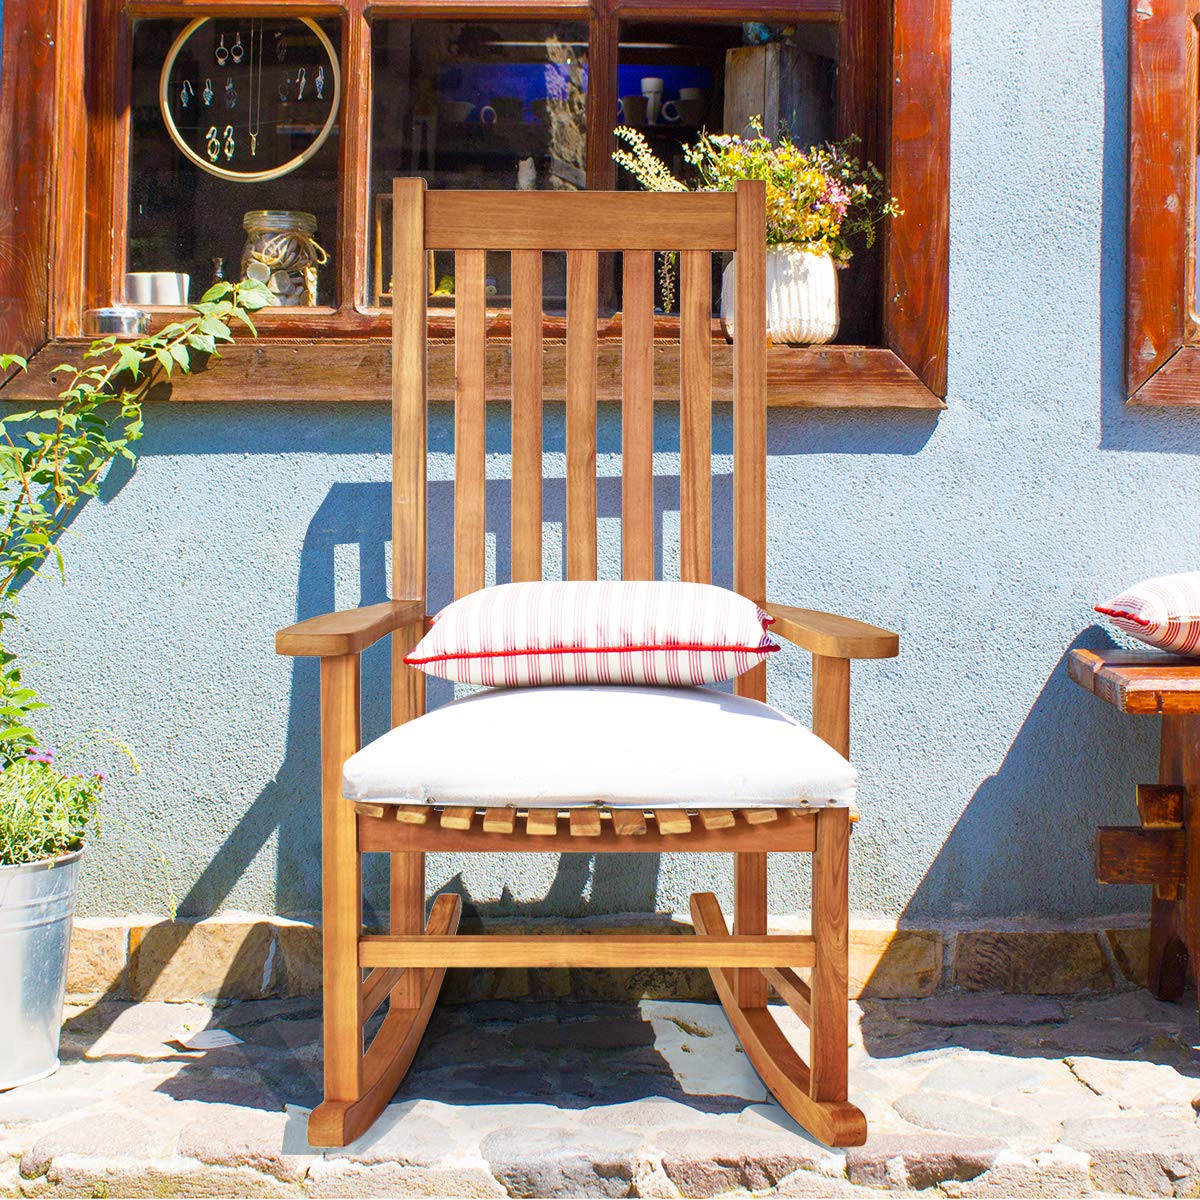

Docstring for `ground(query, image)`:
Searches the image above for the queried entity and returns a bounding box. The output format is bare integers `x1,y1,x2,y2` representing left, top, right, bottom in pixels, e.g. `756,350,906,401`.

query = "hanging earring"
223,125,236,161
274,31,287,62
315,66,325,100
180,80,194,108
225,77,238,109
215,34,229,66
206,126,220,162
202,78,214,107
278,73,291,103
296,67,307,101
231,32,244,64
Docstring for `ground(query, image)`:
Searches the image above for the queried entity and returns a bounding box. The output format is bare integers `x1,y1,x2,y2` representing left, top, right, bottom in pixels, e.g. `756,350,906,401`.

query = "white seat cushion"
343,685,857,809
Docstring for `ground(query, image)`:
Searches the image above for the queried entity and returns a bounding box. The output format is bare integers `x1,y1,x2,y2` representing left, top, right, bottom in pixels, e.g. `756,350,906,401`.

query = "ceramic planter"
0,849,82,1088
720,245,840,345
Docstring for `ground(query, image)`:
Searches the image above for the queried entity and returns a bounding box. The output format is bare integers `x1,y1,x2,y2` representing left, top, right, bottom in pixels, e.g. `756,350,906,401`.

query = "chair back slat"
732,181,768,704
679,249,712,585
511,250,543,582
425,191,737,251
566,249,599,581
622,250,656,581
454,248,488,599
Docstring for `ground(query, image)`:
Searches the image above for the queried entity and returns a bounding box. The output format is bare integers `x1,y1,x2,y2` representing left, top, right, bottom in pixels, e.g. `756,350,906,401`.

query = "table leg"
1149,715,1200,1003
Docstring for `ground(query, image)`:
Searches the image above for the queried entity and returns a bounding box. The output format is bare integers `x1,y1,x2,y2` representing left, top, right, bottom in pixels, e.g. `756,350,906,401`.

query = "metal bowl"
83,307,151,337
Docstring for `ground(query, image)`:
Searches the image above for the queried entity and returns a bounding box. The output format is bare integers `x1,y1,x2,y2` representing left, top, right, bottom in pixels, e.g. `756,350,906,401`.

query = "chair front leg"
320,653,364,1104
810,652,852,1103
810,805,850,1102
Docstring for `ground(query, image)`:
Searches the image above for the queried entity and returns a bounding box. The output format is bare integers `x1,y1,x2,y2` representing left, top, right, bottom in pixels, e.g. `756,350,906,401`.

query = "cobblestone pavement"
2,989,1200,1197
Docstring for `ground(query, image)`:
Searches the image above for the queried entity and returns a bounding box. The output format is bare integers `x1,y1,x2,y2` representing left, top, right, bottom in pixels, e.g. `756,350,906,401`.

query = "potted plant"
0,743,111,1087
0,280,268,1087
614,119,900,344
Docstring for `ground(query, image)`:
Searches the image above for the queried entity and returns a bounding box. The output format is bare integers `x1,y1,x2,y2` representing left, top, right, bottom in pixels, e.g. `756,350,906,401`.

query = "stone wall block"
954,930,1114,994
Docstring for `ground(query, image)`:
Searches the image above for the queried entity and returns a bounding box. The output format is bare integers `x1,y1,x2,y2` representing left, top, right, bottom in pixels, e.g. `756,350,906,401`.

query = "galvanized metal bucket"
0,850,82,1089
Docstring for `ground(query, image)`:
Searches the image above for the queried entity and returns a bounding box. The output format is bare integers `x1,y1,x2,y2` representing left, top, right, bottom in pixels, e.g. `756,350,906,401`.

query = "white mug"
152,273,190,305
125,273,156,305
479,105,497,124
640,77,664,124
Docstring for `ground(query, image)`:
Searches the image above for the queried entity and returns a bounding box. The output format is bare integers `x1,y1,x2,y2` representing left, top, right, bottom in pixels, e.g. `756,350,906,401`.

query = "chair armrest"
275,599,425,658
763,602,899,660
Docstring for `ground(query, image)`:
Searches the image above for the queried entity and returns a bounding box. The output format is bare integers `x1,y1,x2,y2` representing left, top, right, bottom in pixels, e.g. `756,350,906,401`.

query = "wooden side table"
1069,649,1200,1001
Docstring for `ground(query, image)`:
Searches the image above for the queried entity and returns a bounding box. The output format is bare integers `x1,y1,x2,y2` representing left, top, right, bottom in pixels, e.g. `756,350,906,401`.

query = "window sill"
6,336,944,410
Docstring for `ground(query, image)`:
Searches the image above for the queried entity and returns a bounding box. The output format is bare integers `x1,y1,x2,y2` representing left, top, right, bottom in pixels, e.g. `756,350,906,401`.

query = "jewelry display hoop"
159,17,341,183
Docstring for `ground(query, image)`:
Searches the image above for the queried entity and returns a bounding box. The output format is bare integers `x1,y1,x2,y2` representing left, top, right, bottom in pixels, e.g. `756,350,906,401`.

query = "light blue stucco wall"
11,0,1199,924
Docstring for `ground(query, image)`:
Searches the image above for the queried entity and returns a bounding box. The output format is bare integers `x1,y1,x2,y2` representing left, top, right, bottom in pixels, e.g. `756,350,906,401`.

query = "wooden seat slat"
655,809,692,835
482,806,517,834
394,806,430,825
526,808,559,836
570,808,603,837
611,808,647,836
743,809,778,825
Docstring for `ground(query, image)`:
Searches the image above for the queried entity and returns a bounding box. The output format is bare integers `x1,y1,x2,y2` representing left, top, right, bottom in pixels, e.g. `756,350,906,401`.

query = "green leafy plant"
0,743,106,867
614,119,900,261
0,279,269,767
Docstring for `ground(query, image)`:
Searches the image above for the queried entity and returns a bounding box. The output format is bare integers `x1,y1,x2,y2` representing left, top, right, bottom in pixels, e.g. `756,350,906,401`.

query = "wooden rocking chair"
276,178,899,1150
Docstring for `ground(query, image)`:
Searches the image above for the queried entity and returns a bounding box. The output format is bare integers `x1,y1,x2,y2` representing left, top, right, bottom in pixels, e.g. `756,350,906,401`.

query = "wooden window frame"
1127,0,1200,403
0,0,948,409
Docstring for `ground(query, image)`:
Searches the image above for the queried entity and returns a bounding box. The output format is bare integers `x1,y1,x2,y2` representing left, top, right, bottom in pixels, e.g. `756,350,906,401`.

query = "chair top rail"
422,190,739,251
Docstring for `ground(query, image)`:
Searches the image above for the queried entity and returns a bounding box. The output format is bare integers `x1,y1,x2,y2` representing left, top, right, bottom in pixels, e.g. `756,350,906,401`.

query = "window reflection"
128,18,341,307
371,21,588,309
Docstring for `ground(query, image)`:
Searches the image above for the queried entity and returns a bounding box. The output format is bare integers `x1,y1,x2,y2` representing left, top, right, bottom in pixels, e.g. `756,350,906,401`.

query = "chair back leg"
735,851,768,1007
391,851,426,1007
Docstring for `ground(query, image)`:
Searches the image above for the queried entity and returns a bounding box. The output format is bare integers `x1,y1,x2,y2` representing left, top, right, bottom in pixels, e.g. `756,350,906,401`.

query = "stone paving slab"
1,989,1200,1197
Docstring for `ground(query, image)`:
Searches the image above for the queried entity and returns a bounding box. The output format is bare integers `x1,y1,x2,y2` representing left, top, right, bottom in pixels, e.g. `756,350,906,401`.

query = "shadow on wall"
898,625,1157,923
857,624,1161,1022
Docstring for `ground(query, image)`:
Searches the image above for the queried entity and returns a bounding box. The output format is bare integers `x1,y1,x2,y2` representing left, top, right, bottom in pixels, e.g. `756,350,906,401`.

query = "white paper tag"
171,1028,245,1051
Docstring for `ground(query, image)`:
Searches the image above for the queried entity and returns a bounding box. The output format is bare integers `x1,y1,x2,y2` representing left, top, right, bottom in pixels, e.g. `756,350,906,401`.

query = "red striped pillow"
405,581,779,687
1096,572,1200,656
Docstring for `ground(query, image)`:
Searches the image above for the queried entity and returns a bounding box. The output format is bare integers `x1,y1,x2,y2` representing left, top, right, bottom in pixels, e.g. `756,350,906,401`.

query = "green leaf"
0,355,27,372
187,333,216,355
169,344,190,371
229,308,258,336
154,347,174,376
198,316,232,341
115,344,143,379
199,281,233,305
238,285,272,313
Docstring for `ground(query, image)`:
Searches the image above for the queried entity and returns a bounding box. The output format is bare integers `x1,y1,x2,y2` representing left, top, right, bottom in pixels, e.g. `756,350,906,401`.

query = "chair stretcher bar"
358,933,817,969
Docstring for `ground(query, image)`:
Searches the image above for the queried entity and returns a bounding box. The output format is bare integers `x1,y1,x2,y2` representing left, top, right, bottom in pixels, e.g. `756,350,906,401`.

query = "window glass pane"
370,20,588,309
129,18,341,308
612,21,847,329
